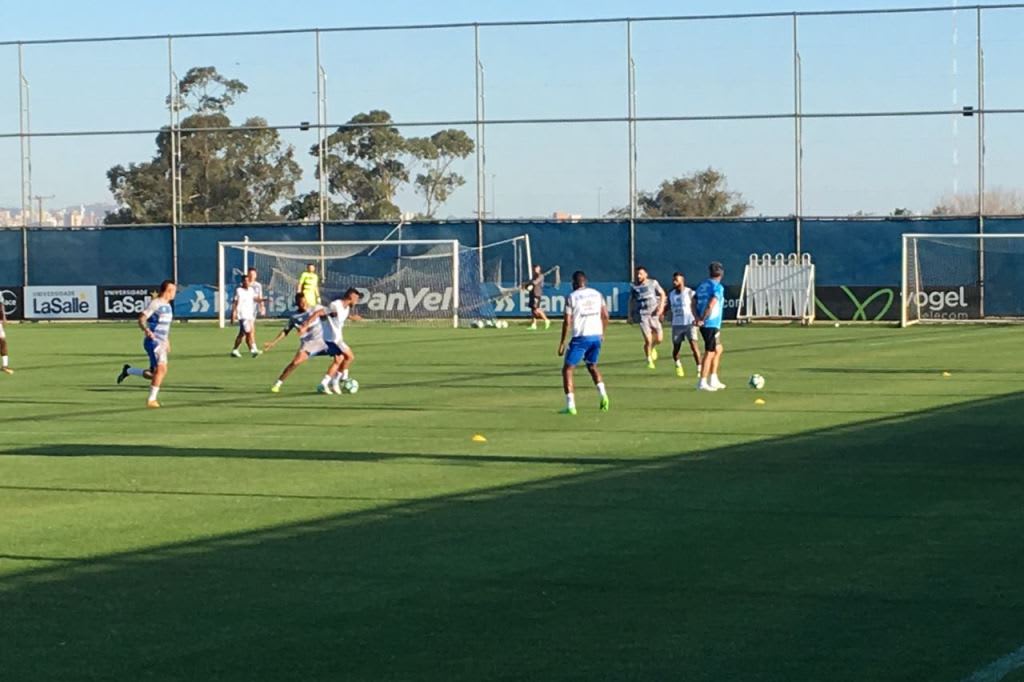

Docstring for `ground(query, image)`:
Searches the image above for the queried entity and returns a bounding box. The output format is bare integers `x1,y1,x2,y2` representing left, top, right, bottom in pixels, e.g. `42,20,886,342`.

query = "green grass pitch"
1,322,1022,681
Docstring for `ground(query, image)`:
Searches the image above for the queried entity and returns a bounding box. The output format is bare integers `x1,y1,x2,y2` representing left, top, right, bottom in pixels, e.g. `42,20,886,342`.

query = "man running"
264,293,337,393
117,279,176,408
230,276,261,358
694,261,727,392
0,296,12,375
557,270,610,415
525,264,551,330
629,266,667,369
668,272,702,378
302,287,363,395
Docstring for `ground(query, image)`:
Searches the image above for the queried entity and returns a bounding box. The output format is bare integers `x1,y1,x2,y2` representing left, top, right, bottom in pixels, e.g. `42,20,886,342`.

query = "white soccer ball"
473,320,485,329
748,374,766,390
343,378,360,394
497,320,508,329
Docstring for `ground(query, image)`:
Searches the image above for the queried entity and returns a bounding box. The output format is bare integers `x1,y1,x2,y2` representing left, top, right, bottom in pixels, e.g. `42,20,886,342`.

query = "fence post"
626,19,637,277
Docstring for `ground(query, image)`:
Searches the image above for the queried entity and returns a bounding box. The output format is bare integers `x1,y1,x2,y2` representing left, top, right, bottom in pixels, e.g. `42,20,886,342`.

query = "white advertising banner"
24,286,99,320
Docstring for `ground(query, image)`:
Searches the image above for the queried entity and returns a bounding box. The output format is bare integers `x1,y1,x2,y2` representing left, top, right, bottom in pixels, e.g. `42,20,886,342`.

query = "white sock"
128,367,146,377
1,355,8,368
148,386,160,402
341,369,350,381
331,375,342,388
674,359,682,367
320,374,331,387
250,345,258,353
711,373,720,384
646,355,652,362
565,392,576,409
273,379,283,388
596,382,607,398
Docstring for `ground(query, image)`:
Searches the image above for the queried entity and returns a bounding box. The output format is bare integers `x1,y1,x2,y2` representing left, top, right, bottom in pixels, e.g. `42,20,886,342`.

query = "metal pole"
793,14,804,256
626,19,637,277
167,38,179,282
977,7,986,318
17,44,26,228
315,30,327,235
474,24,485,276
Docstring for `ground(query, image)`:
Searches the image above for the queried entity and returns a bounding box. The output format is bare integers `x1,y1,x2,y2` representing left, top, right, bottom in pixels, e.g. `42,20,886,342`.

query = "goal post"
216,239,493,328
901,233,1024,326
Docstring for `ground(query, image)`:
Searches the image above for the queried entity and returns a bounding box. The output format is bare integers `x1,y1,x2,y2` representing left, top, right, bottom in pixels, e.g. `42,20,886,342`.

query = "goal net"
217,239,495,328
737,253,816,324
902,232,1024,326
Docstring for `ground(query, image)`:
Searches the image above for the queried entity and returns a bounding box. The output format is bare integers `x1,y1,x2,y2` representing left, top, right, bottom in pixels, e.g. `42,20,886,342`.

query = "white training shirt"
234,287,258,321
565,287,605,338
669,287,696,327
323,299,351,344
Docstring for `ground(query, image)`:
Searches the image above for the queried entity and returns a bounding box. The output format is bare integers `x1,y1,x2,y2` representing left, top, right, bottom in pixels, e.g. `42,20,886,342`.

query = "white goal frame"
901,232,1024,327
217,239,462,329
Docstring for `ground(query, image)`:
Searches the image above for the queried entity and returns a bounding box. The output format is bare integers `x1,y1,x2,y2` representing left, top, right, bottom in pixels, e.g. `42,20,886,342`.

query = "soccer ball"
496,320,509,329
343,378,360,394
473,320,485,329
748,374,766,390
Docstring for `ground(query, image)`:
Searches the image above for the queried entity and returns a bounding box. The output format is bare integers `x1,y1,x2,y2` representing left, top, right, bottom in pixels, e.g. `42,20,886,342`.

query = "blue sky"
1,0,1022,218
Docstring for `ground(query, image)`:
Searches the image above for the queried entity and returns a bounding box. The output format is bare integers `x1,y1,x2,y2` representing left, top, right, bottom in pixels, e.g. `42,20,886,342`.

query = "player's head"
635,266,648,283
533,264,542,275
247,267,257,282
342,287,362,304
572,270,587,290
306,263,316,273
239,276,249,288
157,279,176,300
294,292,308,311
672,271,685,289
709,261,724,280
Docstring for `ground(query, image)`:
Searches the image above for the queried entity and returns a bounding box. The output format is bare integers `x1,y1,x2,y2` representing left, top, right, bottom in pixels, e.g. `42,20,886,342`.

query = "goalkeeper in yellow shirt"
297,263,321,307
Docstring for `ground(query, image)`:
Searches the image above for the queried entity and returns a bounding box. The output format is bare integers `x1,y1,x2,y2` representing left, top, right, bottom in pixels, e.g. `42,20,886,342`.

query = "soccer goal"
737,253,816,324
217,239,495,328
901,233,1024,326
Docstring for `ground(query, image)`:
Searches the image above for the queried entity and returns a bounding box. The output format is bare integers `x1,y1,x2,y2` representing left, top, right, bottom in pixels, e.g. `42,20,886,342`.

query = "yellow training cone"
754,398,766,406
942,371,952,377
471,434,487,443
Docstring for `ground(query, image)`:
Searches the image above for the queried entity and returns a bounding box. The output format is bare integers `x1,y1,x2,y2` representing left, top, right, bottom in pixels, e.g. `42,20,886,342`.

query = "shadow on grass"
2,393,1024,681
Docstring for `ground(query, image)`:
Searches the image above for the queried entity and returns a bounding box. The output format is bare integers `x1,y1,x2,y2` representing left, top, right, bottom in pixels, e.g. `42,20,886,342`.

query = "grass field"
1,321,1022,681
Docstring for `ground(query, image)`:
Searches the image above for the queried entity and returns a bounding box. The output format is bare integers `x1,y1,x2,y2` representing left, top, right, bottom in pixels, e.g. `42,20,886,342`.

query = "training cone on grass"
942,371,952,377
471,434,487,443
754,398,766,406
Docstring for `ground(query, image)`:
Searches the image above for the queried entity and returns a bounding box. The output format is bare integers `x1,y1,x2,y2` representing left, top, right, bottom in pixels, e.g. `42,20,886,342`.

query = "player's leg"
335,344,355,389
561,338,584,414
273,350,309,392
584,338,609,411
651,318,663,360
688,334,703,370
529,298,540,329
318,344,346,394
640,317,655,369
231,321,246,357
697,328,718,391
146,344,168,408
246,321,260,357
121,341,156,384
672,327,686,378
710,337,725,389
0,328,11,374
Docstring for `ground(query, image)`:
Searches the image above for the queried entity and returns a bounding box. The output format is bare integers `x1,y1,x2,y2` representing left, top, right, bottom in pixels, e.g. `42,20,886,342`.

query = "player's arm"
263,321,293,351
230,292,239,323
601,300,609,333
627,293,635,323
349,313,364,322
0,300,6,323
690,294,702,326
137,305,157,341
558,311,571,356
656,284,667,319
297,308,326,335
697,296,718,326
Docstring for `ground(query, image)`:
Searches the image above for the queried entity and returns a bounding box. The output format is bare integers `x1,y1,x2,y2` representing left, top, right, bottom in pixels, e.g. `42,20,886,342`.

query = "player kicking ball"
301,287,363,395
694,261,727,392
0,297,12,375
668,271,702,378
629,266,667,369
263,293,339,393
117,279,176,408
557,270,610,415
524,264,551,330
230,277,261,358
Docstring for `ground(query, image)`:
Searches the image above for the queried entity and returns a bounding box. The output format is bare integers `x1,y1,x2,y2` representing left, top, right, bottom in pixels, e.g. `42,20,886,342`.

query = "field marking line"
962,643,1024,682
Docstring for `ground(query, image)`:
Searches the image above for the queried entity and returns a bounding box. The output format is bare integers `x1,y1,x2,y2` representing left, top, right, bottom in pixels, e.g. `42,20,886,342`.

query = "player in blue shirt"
694,262,727,392
117,279,176,408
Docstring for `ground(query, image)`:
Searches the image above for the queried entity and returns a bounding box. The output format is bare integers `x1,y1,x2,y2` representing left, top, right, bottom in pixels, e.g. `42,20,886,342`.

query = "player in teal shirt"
694,262,727,392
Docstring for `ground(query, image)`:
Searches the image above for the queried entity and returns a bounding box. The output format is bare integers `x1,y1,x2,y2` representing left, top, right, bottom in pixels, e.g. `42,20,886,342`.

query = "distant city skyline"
1,0,1022,219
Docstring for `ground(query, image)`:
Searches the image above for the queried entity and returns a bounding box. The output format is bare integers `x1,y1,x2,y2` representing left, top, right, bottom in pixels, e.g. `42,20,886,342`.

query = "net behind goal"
218,240,494,327
902,233,1024,326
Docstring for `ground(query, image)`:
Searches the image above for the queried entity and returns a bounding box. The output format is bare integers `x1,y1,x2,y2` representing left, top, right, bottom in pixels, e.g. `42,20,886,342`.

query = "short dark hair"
247,267,257,274
343,287,362,299
709,261,724,277
672,271,684,279
635,266,647,273
572,270,587,289
158,279,175,295
294,292,305,305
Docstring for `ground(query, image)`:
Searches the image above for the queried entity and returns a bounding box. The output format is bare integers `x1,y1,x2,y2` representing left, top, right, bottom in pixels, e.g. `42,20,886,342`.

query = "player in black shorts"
525,264,551,330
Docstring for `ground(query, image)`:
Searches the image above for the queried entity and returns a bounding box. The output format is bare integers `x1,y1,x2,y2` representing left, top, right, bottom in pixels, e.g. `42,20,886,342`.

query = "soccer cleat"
116,364,130,384
675,365,685,378
651,347,659,361
697,382,718,392
544,320,552,330
316,384,331,395
146,400,161,409
230,349,242,358
646,360,655,370
270,384,281,393
330,383,344,395
250,350,262,358
560,406,578,415
711,379,727,390
599,395,610,412
1,367,13,375
528,323,537,330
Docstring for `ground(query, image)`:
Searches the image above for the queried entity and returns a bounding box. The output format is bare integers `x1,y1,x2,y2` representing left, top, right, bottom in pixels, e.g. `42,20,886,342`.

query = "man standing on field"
558,270,610,415
694,261,727,392
669,272,701,378
0,296,12,374
297,263,321,307
629,266,667,370
230,276,261,358
525,264,551,330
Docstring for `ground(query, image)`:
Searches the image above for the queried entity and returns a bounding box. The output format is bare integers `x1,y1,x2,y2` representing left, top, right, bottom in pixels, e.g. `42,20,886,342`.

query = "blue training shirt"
695,278,725,329
143,298,173,343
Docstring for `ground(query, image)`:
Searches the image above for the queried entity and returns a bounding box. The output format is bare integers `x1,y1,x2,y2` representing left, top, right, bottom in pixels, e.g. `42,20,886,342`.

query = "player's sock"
127,367,146,377
595,382,607,398
544,320,551,330
675,359,682,367
1,355,8,368
565,392,576,409
341,369,350,381
148,386,160,402
529,322,537,330
273,380,283,389
320,374,332,387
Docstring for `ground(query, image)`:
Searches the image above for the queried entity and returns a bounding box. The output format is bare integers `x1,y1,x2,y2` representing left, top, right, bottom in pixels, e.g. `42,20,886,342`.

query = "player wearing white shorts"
629,266,667,370
116,279,176,408
0,296,12,375
557,270,610,415
302,287,363,395
668,272,702,378
264,293,339,393
230,278,261,358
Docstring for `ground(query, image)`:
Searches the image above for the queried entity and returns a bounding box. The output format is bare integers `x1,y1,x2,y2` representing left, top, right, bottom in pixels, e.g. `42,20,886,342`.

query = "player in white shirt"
263,293,340,393
557,270,610,415
302,287,363,394
0,294,12,374
668,272,702,378
246,267,267,318
230,277,261,358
